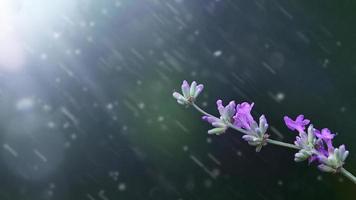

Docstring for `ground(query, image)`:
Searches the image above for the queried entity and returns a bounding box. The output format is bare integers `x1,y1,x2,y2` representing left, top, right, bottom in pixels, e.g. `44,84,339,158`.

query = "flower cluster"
284,115,349,173
173,80,204,105
203,100,269,152
202,100,235,135
173,80,356,184
172,81,269,152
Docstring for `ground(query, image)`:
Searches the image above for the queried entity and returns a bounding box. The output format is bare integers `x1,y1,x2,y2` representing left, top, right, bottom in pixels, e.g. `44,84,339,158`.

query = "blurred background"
0,0,355,199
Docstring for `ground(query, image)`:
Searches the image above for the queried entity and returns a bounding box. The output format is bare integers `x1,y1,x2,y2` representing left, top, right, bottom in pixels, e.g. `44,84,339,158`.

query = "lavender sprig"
173,80,203,105
173,80,356,184
285,115,350,173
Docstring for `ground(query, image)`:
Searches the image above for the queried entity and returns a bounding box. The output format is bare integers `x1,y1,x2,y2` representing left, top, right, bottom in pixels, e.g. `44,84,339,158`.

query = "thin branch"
192,103,214,117
266,139,300,150
340,167,356,184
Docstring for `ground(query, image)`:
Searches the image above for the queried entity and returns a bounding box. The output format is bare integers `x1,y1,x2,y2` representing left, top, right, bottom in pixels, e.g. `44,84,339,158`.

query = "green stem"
340,167,356,184
192,103,214,117
227,123,252,135
266,139,301,150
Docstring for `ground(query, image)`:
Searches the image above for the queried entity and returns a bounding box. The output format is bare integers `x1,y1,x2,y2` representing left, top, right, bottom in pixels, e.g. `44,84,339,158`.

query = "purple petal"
202,116,219,124
321,128,335,140
284,116,296,131
216,100,224,116
225,101,236,118
233,102,255,130
193,84,204,98
283,114,310,133
308,155,318,164
181,80,190,98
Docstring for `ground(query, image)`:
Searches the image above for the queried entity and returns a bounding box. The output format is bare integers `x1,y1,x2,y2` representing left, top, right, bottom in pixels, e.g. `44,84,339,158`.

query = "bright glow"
0,0,25,72
0,0,78,72
16,0,78,34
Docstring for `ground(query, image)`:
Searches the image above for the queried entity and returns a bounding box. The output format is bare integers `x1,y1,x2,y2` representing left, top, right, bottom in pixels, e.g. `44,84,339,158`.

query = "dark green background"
0,0,355,199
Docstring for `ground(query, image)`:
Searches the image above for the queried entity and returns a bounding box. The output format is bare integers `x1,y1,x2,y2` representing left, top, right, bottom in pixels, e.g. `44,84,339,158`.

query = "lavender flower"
241,115,269,152
313,128,349,172
315,128,335,152
202,100,235,135
318,144,349,173
233,102,255,130
284,115,310,133
293,125,317,162
233,102,269,152
173,80,204,105
284,115,350,173
202,100,269,151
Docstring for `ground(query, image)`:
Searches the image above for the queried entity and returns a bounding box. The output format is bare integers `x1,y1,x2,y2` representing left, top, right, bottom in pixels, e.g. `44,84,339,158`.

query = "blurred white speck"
336,41,342,47
109,171,119,181
43,104,52,112
40,53,48,60
106,103,114,110
182,145,189,152
204,179,213,188
47,190,54,196
87,36,94,42
323,58,329,68
16,97,34,111
138,102,145,109
206,137,212,144
317,175,323,181
70,133,77,140
277,180,283,186
276,92,285,102
101,8,108,15
53,32,61,39
213,50,222,57
47,121,56,129
63,122,70,129
64,141,71,148
157,116,164,122
211,168,220,178
236,150,242,157
268,91,285,103
118,183,126,191
74,49,81,55
202,101,208,107
115,1,122,7
49,182,56,189
190,71,197,77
